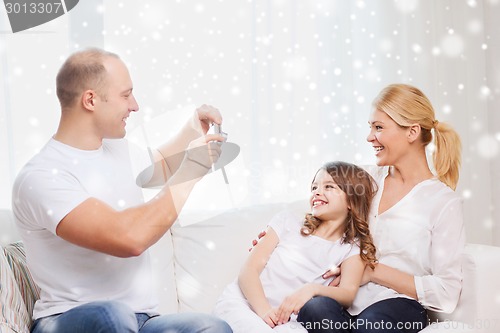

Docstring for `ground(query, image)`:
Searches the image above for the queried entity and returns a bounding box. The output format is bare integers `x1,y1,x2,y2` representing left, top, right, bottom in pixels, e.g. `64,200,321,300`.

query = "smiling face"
366,109,411,166
93,57,139,139
309,168,350,222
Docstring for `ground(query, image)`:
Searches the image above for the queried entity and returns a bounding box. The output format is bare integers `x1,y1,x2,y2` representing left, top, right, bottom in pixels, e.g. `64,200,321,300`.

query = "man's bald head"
56,48,119,109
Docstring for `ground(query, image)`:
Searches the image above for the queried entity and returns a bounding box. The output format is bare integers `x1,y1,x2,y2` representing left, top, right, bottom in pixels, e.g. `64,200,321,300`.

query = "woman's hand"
276,284,316,325
323,265,341,287
248,230,267,251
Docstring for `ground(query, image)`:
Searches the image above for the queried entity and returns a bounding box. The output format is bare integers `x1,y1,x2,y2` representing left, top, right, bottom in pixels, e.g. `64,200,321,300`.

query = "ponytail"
433,121,462,190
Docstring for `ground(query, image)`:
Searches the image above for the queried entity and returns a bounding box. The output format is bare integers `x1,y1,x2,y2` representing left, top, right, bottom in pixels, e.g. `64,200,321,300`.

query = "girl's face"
366,109,410,166
310,169,349,222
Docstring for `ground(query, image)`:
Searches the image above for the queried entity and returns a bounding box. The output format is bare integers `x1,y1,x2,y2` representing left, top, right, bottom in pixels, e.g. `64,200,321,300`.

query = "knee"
356,309,381,323
353,309,392,333
197,314,232,333
210,319,232,333
192,313,233,333
84,301,137,333
298,296,344,322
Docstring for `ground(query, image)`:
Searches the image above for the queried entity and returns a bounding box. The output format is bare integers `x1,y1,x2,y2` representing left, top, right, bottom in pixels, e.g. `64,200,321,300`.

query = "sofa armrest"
426,243,500,333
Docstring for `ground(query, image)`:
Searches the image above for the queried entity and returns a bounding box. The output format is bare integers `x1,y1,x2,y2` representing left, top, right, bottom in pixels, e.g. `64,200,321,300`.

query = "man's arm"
56,134,223,258
142,104,222,187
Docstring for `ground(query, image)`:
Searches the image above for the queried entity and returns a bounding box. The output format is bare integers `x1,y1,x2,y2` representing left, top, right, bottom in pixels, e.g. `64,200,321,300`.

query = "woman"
295,84,465,333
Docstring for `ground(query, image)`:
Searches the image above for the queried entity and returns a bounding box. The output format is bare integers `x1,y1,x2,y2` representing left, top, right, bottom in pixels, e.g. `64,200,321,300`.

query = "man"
12,48,232,333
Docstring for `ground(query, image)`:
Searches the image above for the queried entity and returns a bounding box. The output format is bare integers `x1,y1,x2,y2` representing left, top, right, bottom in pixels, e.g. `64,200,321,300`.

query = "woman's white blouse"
348,166,466,315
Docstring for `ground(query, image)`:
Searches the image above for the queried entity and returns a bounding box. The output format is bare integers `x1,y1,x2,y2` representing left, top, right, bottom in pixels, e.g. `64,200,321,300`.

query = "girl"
214,161,377,333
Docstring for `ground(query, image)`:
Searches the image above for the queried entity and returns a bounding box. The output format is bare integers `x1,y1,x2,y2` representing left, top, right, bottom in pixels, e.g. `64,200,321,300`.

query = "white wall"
1,0,499,245
484,1,500,247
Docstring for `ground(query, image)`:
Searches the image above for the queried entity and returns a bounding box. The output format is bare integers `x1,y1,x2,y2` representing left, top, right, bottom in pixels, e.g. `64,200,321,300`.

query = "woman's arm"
276,254,365,324
238,226,280,327
363,263,417,298
414,198,465,312
325,259,417,299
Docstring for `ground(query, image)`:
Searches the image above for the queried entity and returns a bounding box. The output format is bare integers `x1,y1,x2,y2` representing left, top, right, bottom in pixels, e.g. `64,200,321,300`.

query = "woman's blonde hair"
372,84,462,190
301,161,378,268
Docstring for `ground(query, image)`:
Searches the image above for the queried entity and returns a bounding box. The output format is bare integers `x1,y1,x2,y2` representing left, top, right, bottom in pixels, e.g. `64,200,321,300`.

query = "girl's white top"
218,210,360,308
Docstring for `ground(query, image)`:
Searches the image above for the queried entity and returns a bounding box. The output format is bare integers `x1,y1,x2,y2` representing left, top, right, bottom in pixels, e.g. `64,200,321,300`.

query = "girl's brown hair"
301,161,378,268
372,84,462,190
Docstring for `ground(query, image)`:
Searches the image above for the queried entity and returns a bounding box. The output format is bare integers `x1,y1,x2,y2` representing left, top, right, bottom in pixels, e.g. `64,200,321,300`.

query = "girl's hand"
276,284,316,324
260,307,279,328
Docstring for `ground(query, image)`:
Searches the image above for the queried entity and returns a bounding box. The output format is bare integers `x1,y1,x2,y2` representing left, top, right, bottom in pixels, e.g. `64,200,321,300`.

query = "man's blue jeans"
297,297,428,333
31,301,232,333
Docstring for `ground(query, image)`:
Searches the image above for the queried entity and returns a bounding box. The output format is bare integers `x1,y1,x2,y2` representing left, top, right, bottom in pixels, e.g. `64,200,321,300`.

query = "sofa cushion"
0,245,30,333
149,229,179,314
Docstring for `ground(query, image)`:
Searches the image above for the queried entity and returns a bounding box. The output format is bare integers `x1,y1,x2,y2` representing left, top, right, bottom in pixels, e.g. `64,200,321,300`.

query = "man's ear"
82,90,97,110
407,123,421,143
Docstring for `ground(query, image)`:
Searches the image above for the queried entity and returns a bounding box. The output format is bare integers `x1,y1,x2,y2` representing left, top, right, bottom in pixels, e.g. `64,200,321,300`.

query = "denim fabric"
31,301,232,333
297,297,427,333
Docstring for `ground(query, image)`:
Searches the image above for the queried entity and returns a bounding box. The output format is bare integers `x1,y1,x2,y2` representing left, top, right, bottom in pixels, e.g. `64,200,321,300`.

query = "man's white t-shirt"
12,138,157,320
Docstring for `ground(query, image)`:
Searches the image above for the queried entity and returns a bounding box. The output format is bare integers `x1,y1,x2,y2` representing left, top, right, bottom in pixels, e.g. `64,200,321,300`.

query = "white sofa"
1,201,500,333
